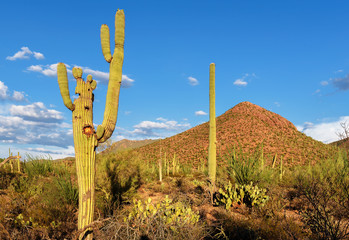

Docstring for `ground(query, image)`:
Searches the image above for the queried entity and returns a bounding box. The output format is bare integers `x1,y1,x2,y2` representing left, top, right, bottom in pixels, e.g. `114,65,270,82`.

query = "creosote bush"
293,152,349,240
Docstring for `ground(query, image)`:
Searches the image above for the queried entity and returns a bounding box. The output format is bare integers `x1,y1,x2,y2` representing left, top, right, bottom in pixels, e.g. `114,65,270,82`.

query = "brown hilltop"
135,101,337,166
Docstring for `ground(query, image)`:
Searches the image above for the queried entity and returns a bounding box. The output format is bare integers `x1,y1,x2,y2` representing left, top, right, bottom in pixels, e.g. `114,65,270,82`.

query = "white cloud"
10,102,63,123
33,52,45,60
234,79,248,86
233,73,256,87
12,91,25,101
80,67,109,82
75,66,135,87
6,47,44,61
0,81,26,101
28,64,135,88
121,75,135,88
188,76,199,86
26,146,74,156
156,117,168,121
0,113,73,148
297,116,349,143
195,110,207,116
27,65,43,72
0,81,9,99
134,121,170,129
274,102,280,107
112,119,192,139
27,63,58,77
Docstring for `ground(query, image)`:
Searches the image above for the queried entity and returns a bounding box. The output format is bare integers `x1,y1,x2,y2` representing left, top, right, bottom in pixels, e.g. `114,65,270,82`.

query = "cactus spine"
57,10,125,240
208,63,216,185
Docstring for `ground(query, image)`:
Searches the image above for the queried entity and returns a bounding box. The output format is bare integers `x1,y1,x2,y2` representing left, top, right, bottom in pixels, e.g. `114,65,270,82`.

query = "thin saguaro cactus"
208,63,216,186
57,9,125,240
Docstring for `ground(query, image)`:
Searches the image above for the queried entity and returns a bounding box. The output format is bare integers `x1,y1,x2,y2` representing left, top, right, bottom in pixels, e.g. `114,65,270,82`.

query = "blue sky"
1,0,349,159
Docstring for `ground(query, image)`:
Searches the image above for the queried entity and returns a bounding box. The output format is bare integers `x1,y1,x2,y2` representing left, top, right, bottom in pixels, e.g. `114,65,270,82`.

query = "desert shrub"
23,154,54,179
217,181,269,209
0,168,17,189
54,171,78,207
222,144,277,186
295,151,349,240
96,150,142,216
98,196,207,239
298,177,349,240
9,175,31,194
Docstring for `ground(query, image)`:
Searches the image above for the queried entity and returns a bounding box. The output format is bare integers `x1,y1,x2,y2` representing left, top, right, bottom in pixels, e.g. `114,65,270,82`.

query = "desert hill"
135,101,337,166
100,139,157,155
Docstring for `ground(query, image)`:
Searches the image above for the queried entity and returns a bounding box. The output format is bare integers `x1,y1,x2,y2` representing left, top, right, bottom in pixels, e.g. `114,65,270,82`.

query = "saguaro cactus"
57,9,125,240
208,63,216,186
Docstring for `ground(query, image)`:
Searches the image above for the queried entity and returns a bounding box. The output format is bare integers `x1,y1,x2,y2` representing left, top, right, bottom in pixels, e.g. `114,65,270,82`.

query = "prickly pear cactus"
57,9,125,240
218,182,269,209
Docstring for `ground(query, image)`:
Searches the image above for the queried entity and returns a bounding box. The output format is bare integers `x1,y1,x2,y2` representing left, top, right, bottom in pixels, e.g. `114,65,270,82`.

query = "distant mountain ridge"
134,101,337,166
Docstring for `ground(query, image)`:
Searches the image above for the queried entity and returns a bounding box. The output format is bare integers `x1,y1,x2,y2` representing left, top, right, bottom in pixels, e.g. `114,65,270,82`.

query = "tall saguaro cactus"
208,63,216,186
57,9,125,240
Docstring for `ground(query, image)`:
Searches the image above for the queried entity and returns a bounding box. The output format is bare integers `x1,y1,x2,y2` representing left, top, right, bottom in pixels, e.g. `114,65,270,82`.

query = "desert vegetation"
1,136,349,239
1,6,348,240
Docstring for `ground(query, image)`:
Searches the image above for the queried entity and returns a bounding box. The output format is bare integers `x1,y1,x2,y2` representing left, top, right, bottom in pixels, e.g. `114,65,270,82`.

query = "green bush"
23,154,54,179
96,150,142,216
54,172,78,207
223,145,265,185
294,150,349,239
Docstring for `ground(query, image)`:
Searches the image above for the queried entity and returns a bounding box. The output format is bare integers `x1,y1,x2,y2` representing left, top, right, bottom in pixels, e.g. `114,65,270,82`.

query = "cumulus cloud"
12,91,25,101
6,47,44,61
296,116,349,143
156,117,168,122
114,118,191,139
27,63,59,77
234,79,248,86
233,73,256,87
79,66,135,87
27,146,75,155
121,75,135,88
188,76,199,86
27,64,135,88
0,81,8,99
33,52,45,60
195,110,207,116
0,113,73,148
10,102,63,123
0,81,26,101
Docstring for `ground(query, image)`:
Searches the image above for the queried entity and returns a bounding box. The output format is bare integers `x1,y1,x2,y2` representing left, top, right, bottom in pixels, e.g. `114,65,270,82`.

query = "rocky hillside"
135,102,337,166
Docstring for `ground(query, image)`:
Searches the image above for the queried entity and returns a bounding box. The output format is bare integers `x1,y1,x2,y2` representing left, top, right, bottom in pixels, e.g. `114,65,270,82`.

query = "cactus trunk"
73,76,98,239
17,152,21,173
57,10,125,240
208,63,216,185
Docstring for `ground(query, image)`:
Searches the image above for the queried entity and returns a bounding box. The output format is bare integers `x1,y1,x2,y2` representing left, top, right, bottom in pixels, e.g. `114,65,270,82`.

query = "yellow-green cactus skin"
208,63,216,185
98,9,125,143
57,9,125,240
